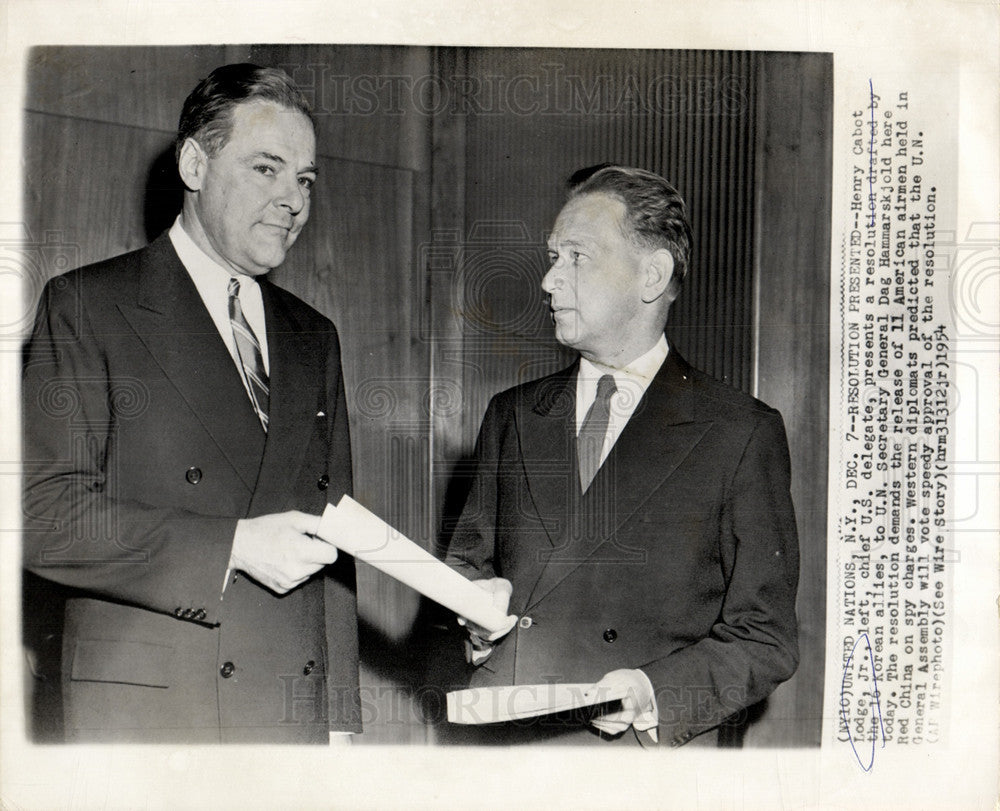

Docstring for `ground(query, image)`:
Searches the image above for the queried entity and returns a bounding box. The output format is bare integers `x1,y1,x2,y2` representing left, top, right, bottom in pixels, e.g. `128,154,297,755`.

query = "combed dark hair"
175,63,313,161
568,165,693,299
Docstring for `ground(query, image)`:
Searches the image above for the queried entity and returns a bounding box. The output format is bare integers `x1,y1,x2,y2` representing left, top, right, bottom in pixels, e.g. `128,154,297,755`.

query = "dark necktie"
578,373,617,492
228,277,269,432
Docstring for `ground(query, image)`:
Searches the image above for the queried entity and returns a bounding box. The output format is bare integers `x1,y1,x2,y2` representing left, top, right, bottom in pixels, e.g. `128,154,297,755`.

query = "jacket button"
194,608,207,621
173,607,184,618
317,474,330,491
220,661,235,678
602,628,617,643
185,467,202,485
518,616,532,629
303,660,316,676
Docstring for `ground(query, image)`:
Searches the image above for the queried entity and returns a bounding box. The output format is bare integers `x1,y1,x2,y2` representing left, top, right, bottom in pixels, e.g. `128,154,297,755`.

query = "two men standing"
22,65,799,746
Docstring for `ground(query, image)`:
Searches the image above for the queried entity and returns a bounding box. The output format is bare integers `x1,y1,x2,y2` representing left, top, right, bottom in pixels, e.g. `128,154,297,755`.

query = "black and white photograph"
1,2,996,809
18,45,829,750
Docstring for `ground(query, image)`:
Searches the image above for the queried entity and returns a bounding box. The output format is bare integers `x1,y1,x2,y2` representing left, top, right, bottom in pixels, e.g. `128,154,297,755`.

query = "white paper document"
446,683,631,724
316,495,517,635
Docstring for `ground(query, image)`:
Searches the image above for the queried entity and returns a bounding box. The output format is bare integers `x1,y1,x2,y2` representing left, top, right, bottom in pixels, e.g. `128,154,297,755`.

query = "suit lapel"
246,282,325,516
515,364,578,549
594,350,710,533
525,350,713,610
116,235,264,491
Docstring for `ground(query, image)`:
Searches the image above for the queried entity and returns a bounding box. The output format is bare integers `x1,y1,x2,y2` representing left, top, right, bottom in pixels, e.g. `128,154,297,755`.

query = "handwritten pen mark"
868,78,877,229
841,631,887,771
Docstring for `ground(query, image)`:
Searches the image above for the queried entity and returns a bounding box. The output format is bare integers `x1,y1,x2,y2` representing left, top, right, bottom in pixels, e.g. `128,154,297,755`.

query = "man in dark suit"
446,166,799,747
22,64,360,743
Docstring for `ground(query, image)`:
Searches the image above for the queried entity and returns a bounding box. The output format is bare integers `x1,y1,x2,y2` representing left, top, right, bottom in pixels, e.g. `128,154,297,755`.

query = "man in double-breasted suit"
22,64,360,743
446,166,799,747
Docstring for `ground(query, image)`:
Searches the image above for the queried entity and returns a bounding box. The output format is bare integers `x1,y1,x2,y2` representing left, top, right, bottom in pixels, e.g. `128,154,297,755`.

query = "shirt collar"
578,334,670,388
168,216,260,294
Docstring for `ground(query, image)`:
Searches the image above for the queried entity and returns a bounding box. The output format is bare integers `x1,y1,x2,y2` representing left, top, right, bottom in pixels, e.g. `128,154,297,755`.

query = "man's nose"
541,260,562,293
276,179,306,216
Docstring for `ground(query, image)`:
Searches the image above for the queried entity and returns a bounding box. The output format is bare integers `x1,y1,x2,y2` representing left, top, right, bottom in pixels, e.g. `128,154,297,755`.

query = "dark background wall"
21,45,830,746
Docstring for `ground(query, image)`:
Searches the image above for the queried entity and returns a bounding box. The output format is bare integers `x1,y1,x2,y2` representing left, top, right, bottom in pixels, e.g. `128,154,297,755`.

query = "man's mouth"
261,222,293,233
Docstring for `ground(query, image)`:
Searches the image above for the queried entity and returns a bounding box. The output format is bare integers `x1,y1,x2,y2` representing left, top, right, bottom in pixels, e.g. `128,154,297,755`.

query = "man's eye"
253,164,277,177
571,251,584,263
298,176,315,190
547,251,559,264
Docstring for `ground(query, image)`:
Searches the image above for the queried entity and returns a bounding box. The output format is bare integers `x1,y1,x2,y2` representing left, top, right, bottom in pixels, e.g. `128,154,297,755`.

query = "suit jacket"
446,348,799,746
22,233,360,743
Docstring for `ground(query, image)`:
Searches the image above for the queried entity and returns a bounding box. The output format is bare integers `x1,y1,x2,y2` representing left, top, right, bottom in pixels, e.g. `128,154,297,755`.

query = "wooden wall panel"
25,47,228,134
237,44,432,171
748,52,833,747
26,44,433,172
22,113,176,267
458,49,761,454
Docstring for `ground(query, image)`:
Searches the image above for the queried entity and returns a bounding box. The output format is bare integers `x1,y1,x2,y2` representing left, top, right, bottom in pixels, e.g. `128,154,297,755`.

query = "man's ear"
177,138,208,192
640,248,675,304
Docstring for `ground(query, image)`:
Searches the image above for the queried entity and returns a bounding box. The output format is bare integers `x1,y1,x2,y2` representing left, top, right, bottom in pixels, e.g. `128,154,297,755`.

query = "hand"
590,668,659,742
457,578,515,664
457,577,515,642
229,510,336,594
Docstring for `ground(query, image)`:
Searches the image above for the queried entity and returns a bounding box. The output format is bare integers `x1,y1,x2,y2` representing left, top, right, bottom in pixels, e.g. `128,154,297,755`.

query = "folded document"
446,683,630,724
316,495,517,635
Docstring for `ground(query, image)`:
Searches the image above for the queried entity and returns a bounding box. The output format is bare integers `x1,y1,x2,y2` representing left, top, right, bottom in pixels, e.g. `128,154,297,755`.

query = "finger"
632,711,658,732
464,620,492,638
485,620,514,642
491,579,512,611
280,572,312,592
468,633,492,650
287,510,323,536
591,719,629,736
593,708,635,726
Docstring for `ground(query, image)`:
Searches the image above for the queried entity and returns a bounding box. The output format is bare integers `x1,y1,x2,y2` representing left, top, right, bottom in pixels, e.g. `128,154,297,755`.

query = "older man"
22,64,359,743
446,166,800,747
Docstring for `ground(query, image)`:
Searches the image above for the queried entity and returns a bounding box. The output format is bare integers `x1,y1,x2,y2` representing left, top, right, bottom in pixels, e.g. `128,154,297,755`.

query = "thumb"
491,579,512,611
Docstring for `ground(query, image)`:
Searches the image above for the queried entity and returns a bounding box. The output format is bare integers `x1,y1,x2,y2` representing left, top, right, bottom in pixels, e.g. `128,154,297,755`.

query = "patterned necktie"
227,277,269,432
578,373,617,492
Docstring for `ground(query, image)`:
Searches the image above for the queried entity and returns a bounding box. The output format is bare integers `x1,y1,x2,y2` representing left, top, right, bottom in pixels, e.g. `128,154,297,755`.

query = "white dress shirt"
169,218,270,387
575,334,670,465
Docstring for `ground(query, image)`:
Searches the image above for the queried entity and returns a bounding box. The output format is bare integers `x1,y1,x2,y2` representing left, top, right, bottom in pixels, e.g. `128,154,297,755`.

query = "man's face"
543,193,649,364
188,99,317,276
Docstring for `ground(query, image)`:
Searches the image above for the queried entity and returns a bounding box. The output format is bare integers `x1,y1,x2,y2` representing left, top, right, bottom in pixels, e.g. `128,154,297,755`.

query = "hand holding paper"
457,578,515,664
315,496,517,635
230,510,334,594
589,668,659,742
458,578,513,639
